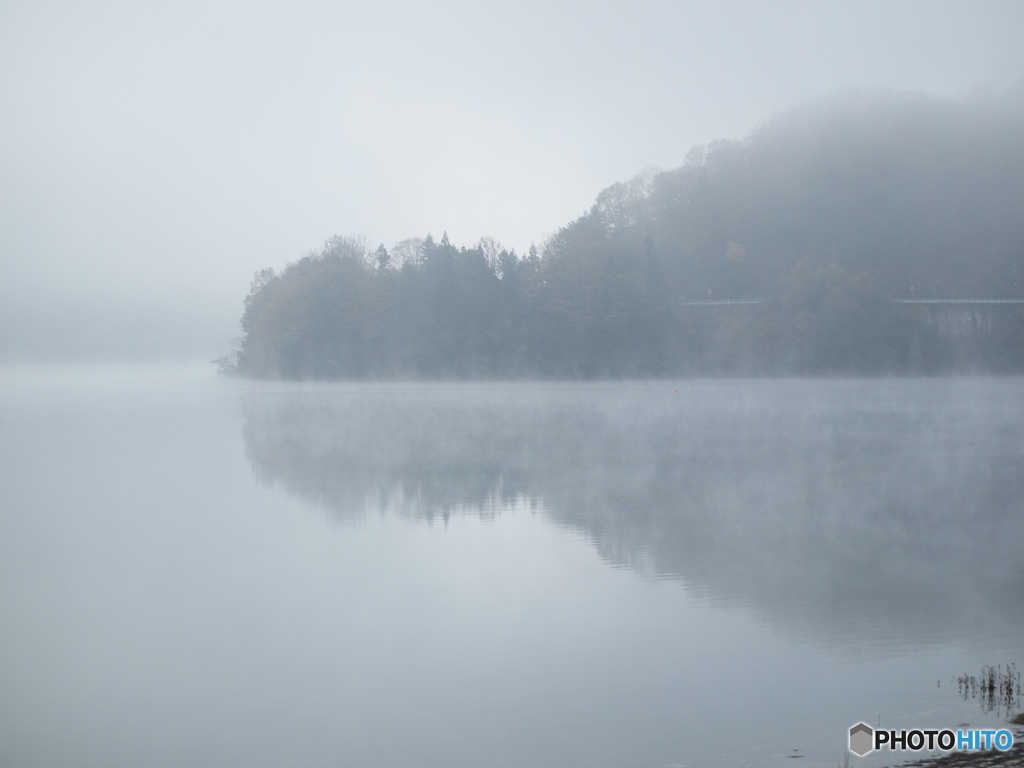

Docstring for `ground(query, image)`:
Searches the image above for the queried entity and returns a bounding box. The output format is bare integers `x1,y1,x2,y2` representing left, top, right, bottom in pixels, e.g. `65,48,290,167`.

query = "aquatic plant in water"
956,664,1021,717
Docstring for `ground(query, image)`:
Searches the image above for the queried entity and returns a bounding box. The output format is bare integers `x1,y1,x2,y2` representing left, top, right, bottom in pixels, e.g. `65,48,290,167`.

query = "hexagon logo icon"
849,723,874,757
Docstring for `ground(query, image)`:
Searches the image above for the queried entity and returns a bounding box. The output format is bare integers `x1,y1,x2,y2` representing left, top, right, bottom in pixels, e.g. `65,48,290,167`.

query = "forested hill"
227,89,1024,379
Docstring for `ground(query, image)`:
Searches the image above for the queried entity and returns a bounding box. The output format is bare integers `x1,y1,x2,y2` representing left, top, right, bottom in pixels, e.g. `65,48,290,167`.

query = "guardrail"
679,298,1024,306
894,299,1024,305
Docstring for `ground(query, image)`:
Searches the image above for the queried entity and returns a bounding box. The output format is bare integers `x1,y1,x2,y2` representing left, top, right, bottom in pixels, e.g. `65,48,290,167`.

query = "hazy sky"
2,0,1023,320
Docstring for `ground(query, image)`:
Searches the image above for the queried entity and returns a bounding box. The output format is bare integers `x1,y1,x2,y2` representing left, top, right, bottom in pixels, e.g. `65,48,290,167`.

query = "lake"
1,366,1022,768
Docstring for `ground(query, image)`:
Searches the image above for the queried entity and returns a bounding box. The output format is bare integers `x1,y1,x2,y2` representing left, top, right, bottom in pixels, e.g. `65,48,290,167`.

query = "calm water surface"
1,366,1022,768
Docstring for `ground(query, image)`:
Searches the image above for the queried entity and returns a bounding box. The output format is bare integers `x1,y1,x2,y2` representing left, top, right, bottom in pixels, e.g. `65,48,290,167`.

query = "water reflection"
957,664,1022,717
241,380,1024,648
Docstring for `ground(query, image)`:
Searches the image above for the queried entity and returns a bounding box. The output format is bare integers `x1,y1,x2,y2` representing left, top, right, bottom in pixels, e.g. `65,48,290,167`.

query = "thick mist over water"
241,378,1024,650
4,3,1024,765
2,369,1022,768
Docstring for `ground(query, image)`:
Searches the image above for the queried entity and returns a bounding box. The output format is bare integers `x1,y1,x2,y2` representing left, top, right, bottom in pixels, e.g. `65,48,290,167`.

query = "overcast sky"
2,0,1023,325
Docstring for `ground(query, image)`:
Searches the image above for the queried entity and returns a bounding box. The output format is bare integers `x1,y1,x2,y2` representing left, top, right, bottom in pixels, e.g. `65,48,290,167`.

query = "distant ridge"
226,89,1024,379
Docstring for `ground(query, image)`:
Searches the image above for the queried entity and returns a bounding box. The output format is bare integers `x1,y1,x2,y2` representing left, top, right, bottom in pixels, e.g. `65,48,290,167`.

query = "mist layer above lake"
242,377,1024,649
1,368,1021,768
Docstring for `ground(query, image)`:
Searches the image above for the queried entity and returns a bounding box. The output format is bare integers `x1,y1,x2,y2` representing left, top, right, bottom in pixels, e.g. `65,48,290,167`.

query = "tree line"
224,88,1024,378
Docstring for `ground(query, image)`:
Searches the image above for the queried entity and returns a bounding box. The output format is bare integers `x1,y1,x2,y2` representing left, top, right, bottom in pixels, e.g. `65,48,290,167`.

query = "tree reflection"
241,381,1024,648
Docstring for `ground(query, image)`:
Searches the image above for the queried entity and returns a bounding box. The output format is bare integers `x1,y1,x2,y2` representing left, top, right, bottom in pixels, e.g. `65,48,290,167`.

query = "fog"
2,1,1024,361
2,369,1021,768
3,5,1024,766
240,378,1024,649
